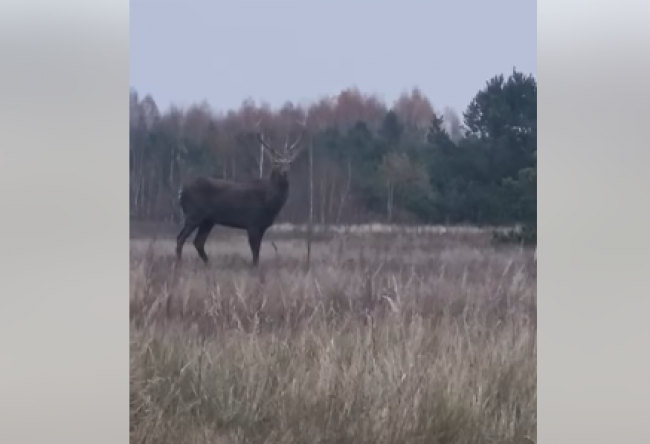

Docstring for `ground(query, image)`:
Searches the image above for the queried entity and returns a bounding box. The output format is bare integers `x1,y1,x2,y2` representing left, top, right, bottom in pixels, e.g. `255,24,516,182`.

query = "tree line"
130,68,536,241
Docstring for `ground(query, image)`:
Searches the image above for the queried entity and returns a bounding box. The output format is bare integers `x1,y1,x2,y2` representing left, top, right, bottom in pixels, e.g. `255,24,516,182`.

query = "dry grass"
130,230,536,444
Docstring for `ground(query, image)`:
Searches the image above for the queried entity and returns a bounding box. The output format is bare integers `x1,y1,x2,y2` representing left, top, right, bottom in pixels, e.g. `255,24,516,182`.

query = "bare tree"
175,121,306,266
443,106,463,143
393,88,435,141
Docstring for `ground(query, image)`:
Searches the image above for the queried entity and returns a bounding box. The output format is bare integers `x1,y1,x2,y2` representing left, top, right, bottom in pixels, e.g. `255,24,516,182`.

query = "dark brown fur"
175,125,304,266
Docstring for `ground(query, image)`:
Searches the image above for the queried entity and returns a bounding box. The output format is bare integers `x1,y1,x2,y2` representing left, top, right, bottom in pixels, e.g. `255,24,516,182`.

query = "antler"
255,119,281,159
254,118,307,163
286,119,307,159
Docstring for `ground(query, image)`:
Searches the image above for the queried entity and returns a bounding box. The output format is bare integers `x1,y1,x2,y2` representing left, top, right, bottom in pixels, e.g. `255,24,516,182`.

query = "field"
130,227,537,444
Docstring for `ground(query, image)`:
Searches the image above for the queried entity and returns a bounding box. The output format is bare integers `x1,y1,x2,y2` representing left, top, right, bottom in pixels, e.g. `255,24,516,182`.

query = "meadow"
130,226,536,444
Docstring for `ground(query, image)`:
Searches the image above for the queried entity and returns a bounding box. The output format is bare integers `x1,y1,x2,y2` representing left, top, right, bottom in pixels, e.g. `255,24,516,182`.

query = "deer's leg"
247,228,264,266
193,221,214,264
176,219,199,261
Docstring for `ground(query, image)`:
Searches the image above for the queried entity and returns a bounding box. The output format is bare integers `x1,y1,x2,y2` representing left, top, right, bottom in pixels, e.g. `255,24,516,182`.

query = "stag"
175,122,306,266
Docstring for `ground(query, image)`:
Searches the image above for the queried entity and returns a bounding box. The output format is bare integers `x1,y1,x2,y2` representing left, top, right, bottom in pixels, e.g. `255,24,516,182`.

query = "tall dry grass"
130,230,536,444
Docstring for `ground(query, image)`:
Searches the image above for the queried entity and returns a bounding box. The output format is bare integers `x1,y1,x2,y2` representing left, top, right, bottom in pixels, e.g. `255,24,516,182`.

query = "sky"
130,0,537,115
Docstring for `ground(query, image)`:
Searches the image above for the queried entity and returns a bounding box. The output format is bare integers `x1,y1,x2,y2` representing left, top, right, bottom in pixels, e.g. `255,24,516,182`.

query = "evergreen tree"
129,70,536,230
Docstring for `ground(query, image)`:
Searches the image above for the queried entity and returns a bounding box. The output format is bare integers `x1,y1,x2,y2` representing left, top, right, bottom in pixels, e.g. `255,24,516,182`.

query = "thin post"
306,133,314,269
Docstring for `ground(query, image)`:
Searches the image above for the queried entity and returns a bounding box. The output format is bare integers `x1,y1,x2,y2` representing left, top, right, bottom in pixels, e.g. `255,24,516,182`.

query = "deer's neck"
267,177,289,210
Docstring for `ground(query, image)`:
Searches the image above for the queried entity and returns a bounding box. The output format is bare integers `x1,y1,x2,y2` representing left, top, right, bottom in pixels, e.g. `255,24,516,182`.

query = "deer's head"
256,120,306,182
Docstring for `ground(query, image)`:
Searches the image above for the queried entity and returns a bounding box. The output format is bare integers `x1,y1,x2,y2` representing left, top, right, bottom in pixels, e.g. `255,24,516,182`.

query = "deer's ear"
287,149,300,164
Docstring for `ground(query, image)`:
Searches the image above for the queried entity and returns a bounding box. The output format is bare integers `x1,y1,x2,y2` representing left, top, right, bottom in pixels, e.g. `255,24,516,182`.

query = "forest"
129,68,536,241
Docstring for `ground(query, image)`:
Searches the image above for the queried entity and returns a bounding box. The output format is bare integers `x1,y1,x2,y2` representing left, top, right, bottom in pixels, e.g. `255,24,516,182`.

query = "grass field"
130,228,537,444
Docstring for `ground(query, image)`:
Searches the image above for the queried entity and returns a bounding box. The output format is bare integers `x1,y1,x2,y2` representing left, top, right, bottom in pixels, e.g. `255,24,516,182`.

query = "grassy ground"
130,229,536,444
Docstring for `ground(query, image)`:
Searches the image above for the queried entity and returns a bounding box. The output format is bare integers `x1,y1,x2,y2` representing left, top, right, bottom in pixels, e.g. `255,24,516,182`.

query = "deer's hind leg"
193,221,215,264
176,219,200,261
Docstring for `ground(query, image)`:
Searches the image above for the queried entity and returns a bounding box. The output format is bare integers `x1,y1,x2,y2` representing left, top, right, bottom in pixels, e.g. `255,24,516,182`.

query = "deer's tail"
177,188,188,211
178,188,188,209
176,188,186,223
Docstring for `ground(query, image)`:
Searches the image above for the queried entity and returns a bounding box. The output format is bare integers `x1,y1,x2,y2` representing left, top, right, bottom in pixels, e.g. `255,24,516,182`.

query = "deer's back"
180,176,286,228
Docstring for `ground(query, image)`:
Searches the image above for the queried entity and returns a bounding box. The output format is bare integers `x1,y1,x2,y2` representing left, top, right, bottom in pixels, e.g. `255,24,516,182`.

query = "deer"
175,121,306,266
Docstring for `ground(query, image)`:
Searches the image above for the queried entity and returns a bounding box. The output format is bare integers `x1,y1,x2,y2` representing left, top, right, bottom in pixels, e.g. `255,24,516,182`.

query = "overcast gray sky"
130,0,536,114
